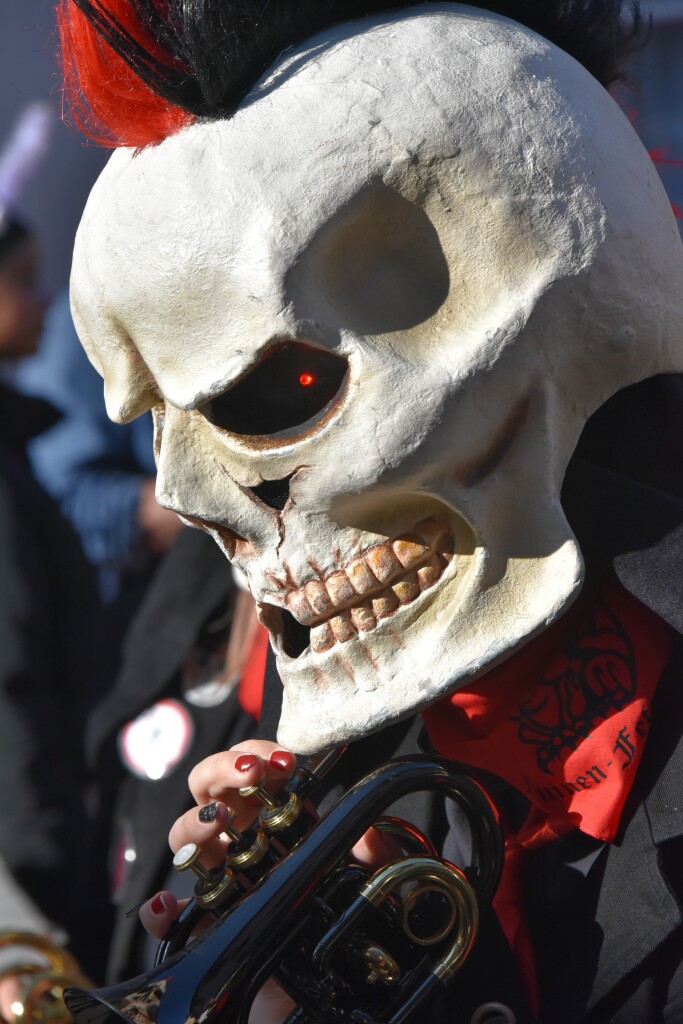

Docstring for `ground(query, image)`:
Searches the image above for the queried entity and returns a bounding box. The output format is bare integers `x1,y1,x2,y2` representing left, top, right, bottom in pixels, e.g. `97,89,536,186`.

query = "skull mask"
71,4,683,754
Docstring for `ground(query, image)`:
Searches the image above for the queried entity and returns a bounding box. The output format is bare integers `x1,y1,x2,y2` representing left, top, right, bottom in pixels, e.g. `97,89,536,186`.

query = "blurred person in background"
0,103,254,1008
0,107,111,1007
10,193,263,989
86,526,264,983
17,290,184,678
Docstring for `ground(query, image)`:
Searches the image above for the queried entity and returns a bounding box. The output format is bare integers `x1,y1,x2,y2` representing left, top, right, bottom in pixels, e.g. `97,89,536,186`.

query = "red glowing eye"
299,372,315,387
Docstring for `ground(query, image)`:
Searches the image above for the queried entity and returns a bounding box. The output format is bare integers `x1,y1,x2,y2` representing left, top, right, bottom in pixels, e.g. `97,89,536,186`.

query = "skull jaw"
274,514,584,755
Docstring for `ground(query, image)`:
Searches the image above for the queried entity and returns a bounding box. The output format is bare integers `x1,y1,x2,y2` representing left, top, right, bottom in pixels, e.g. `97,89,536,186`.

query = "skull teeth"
366,544,403,584
325,570,356,605
350,602,376,632
416,553,443,590
285,517,453,654
391,570,420,605
309,555,447,653
303,579,334,617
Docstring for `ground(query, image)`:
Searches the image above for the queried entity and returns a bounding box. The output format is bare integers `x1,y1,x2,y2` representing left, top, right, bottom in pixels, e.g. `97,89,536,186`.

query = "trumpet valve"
222,807,276,881
238,784,305,838
238,783,283,814
172,843,237,910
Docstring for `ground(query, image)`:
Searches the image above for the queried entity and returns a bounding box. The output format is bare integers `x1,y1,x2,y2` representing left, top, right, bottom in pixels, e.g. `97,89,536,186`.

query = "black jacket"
0,381,106,973
91,375,683,1019
88,527,256,983
254,374,683,1024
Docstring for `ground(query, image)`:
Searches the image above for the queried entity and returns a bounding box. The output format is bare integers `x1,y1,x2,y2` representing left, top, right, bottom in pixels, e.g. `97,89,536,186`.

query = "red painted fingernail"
269,750,294,772
235,754,259,773
150,893,167,915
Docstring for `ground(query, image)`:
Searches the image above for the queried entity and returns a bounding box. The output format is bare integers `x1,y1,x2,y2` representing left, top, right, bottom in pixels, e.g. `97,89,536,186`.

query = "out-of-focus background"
627,1,683,219
0,0,106,295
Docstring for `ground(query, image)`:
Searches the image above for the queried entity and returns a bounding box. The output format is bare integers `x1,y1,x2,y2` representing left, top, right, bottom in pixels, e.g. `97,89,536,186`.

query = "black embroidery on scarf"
510,600,636,774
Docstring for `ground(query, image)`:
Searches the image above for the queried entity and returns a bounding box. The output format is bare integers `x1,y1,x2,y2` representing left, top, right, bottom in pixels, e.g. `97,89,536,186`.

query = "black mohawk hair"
63,0,645,146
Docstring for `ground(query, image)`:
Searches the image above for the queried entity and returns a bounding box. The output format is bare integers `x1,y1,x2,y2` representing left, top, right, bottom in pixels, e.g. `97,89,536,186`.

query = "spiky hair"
58,0,645,149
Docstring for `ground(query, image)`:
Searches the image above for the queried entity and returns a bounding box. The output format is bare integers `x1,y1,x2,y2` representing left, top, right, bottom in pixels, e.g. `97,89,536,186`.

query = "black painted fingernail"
123,900,146,918
199,802,218,823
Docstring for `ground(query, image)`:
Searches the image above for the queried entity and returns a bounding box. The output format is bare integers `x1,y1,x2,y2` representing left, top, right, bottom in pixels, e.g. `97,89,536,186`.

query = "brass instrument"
65,754,503,1024
0,932,91,1024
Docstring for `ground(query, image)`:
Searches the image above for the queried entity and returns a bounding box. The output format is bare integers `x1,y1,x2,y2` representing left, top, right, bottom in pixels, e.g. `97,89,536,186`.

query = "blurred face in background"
0,233,47,359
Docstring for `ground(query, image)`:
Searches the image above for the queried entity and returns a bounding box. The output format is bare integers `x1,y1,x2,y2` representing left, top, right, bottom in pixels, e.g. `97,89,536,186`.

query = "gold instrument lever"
238,781,306,842
221,807,273,879
172,843,237,910
238,784,281,813
221,807,247,845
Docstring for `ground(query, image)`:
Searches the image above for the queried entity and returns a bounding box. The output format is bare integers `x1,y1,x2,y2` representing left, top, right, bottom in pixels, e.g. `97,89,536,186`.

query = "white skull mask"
71,4,683,754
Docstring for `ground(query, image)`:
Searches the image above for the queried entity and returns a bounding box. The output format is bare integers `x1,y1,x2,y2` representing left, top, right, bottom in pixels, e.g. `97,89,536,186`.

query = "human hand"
168,740,296,869
139,891,296,1024
0,236,47,360
140,741,297,1023
0,973,22,1023
168,740,398,870
137,740,295,939
138,741,400,1021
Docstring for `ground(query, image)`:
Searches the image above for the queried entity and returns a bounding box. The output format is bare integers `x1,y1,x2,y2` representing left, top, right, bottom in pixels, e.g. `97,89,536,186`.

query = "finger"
187,750,266,826
188,744,297,825
169,801,233,864
0,974,22,1024
247,980,297,1024
187,744,272,797
139,891,180,939
351,827,403,869
190,741,295,795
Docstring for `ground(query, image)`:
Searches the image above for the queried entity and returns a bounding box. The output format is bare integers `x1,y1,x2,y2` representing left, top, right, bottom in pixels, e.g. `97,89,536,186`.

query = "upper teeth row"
283,518,453,655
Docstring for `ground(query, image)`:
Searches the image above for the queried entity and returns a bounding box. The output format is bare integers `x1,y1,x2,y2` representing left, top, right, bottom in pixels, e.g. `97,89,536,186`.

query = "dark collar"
0,379,60,452
563,457,683,636
562,374,683,636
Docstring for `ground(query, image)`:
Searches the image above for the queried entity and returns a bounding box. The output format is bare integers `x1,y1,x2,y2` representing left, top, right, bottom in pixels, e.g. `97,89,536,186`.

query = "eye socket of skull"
200,340,349,438
287,181,451,337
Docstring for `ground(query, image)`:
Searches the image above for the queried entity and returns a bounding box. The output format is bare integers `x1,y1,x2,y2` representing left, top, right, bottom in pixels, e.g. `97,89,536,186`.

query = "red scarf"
423,581,672,849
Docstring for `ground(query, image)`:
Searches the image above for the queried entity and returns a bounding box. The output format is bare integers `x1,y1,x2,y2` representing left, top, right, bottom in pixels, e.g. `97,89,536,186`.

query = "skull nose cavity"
201,340,348,439
248,474,293,511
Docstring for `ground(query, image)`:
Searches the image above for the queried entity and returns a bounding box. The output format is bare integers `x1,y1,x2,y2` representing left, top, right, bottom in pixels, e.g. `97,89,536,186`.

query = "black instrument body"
65,756,503,1024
